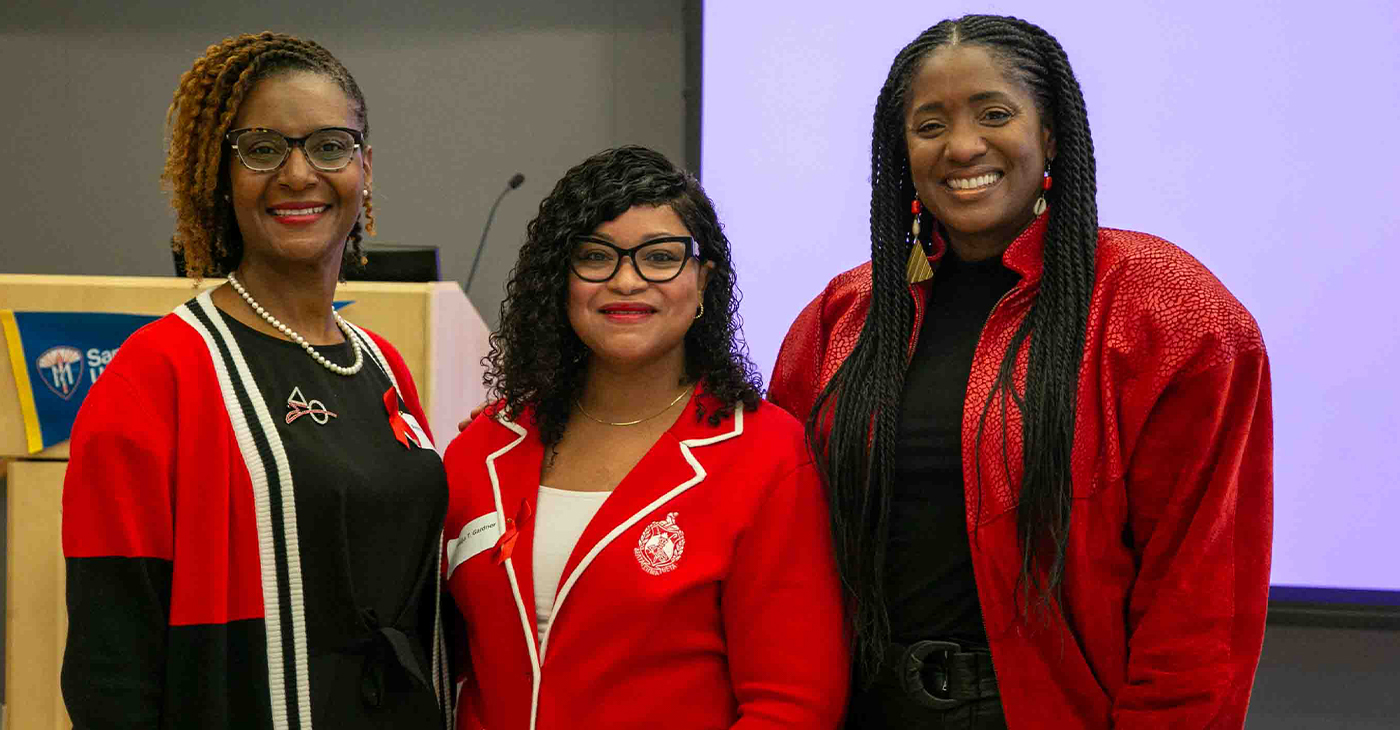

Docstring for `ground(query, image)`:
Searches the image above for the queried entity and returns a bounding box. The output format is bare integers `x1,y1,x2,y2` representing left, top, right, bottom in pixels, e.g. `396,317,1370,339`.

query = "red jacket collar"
474,381,745,655
480,381,741,534
925,209,1050,284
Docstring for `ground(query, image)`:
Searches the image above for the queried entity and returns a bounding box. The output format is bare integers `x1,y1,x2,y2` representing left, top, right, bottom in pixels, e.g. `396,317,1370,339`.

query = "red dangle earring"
1034,164,1052,216
905,198,933,284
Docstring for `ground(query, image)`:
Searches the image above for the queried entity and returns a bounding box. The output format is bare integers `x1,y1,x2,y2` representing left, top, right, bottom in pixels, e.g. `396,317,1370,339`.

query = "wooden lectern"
0,273,489,729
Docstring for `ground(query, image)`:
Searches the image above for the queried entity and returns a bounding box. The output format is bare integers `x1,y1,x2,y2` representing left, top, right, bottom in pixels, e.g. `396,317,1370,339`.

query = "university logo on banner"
1,310,159,454
37,345,85,400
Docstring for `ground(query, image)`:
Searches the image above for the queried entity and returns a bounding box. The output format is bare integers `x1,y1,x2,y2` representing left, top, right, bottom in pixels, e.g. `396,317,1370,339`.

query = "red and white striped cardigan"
61,290,452,729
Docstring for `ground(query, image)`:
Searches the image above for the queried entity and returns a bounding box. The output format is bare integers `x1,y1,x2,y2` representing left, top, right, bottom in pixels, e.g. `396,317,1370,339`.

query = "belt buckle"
899,639,963,710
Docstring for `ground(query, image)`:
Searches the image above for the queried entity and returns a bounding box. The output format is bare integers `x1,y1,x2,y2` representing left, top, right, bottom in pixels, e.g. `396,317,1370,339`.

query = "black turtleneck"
885,247,1020,646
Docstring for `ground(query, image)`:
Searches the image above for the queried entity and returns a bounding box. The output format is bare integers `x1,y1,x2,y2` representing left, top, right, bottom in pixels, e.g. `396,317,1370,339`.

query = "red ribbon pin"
493,499,534,565
382,387,421,449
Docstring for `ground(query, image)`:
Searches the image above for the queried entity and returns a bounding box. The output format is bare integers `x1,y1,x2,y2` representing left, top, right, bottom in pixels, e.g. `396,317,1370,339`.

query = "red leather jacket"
769,214,1273,728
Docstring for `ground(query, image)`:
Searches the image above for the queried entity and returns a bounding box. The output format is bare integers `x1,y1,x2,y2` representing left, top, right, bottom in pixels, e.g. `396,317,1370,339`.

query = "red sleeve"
1112,347,1273,728
443,416,496,729
63,369,175,559
441,437,475,686
443,590,479,727
767,292,829,421
720,457,850,729
62,367,175,727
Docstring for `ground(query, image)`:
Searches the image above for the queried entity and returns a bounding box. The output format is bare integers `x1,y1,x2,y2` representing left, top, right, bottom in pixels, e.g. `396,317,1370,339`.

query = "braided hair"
486,145,763,449
162,31,373,278
808,14,1098,678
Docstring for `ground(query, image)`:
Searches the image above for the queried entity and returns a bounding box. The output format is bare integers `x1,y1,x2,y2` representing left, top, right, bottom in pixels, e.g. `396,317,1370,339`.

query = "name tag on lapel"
447,512,501,579
400,410,436,453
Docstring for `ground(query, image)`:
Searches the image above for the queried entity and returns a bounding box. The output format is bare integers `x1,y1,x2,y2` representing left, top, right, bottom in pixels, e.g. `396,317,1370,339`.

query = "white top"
533,485,612,640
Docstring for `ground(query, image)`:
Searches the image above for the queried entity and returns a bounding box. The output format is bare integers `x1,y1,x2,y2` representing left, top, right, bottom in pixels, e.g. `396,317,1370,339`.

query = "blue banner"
2,311,159,454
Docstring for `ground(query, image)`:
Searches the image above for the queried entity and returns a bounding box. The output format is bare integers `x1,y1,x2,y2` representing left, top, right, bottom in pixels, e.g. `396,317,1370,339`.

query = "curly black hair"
486,145,763,448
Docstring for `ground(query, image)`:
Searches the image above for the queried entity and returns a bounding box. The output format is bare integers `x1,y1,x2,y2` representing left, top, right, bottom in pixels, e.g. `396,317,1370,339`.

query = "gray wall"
1250,623,1400,728
0,0,686,327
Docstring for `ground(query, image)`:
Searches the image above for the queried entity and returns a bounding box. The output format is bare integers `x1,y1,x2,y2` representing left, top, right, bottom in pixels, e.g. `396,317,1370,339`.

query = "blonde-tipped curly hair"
162,31,374,278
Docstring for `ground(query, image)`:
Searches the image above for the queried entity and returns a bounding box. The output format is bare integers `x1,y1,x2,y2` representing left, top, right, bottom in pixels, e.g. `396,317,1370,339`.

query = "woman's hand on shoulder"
458,402,488,432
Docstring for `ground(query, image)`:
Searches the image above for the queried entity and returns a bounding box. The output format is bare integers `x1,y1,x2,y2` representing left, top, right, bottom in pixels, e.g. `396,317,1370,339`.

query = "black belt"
881,640,999,710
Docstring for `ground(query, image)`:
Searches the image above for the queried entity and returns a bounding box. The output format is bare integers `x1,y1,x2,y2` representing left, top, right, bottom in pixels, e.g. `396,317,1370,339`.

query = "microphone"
465,173,526,295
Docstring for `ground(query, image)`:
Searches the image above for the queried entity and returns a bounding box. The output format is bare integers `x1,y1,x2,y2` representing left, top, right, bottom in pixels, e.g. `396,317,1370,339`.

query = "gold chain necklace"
575,386,691,427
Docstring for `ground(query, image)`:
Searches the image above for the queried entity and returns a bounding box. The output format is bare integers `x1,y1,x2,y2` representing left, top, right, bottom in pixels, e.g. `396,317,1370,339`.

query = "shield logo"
634,512,686,575
36,346,85,400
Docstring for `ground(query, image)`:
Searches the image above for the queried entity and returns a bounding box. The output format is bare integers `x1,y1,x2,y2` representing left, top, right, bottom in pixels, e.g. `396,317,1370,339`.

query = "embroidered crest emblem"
634,512,685,575
36,345,84,400
286,386,337,425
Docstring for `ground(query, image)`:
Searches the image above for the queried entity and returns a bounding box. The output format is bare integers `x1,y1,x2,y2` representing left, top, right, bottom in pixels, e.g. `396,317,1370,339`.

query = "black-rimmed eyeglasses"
569,236,700,283
225,127,366,172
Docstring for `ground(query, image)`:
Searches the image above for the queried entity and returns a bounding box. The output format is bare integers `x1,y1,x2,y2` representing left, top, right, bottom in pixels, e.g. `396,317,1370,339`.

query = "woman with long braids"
62,33,452,728
769,14,1272,729
443,146,847,728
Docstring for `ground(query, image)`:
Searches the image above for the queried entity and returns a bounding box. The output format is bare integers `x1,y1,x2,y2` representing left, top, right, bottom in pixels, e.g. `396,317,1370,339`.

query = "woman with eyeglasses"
61,32,451,729
442,146,848,729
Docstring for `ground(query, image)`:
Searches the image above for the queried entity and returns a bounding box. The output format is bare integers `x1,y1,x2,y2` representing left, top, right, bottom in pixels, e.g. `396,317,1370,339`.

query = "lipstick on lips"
599,302,657,322
267,201,331,226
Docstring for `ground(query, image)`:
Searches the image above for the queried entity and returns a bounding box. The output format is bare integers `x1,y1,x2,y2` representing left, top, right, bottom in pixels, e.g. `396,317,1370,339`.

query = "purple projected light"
702,1,1400,593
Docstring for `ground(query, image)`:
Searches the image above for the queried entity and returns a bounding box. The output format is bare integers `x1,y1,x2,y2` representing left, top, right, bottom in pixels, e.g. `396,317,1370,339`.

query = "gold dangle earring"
905,198,933,284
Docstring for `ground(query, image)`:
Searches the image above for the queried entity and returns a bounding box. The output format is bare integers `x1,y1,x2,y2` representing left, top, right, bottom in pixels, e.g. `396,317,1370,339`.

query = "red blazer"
769,215,1273,728
443,388,849,730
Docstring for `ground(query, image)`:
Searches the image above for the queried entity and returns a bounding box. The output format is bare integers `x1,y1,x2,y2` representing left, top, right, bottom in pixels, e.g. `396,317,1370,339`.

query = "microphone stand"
465,173,524,296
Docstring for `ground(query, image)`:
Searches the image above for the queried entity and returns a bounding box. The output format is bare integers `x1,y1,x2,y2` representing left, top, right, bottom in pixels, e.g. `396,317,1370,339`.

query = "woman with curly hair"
769,14,1272,729
61,32,452,729
443,145,848,729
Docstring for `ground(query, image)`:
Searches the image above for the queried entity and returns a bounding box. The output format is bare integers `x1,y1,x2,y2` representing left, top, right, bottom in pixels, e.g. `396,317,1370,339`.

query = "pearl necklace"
226,271,364,376
575,386,691,427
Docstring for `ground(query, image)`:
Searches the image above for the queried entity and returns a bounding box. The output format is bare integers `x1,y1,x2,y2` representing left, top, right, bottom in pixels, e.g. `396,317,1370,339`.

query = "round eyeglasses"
225,127,365,173
569,236,699,283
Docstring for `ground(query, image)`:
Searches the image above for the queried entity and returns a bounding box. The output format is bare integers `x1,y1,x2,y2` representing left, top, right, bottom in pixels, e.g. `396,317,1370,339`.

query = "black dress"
222,312,449,728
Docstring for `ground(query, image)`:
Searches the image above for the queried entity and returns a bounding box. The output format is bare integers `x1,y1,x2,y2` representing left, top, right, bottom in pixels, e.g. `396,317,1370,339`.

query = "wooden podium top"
0,273,488,458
